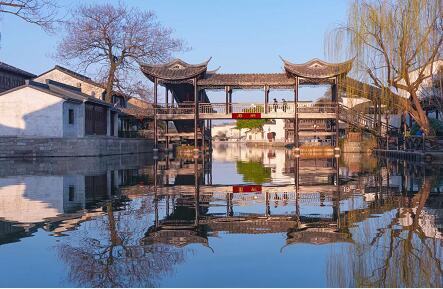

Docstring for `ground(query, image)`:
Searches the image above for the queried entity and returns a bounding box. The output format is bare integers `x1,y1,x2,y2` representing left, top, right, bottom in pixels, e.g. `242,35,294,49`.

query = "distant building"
212,119,286,143
34,65,128,107
0,61,36,93
0,80,118,137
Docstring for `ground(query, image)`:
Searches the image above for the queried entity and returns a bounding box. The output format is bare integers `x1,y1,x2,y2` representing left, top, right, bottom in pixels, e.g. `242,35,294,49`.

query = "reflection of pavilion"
144,193,352,249
285,227,352,246
144,154,351,249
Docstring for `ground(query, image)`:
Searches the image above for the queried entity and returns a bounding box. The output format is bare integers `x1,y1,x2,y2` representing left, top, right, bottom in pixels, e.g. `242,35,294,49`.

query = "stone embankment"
0,137,154,158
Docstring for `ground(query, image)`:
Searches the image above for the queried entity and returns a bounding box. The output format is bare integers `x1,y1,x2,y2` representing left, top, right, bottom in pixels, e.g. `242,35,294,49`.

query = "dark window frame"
68,185,75,201
68,109,75,124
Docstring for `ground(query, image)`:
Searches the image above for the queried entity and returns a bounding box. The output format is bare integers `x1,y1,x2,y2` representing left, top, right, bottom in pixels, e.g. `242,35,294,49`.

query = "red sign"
232,185,262,193
232,113,262,119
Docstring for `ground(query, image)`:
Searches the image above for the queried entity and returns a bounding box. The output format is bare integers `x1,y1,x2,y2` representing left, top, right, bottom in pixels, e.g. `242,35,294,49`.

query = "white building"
212,119,286,143
0,80,118,137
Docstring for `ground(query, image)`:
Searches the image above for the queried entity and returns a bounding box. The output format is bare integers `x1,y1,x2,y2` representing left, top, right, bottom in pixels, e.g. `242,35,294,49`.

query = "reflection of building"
0,173,113,224
0,154,154,244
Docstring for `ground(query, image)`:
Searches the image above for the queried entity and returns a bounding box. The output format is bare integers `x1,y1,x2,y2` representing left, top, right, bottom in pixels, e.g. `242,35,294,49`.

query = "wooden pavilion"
140,57,388,153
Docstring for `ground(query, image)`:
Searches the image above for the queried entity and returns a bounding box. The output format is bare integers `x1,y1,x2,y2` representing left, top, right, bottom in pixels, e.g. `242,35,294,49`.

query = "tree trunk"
409,90,431,135
105,64,117,104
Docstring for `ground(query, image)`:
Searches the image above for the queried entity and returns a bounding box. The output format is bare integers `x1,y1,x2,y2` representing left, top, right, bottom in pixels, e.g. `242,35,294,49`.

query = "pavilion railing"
152,102,339,115
152,103,195,115
199,102,337,115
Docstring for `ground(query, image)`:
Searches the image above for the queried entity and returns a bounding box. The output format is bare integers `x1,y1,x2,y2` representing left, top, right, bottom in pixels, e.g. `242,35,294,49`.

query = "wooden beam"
294,77,299,149
154,77,158,150
194,78,199,151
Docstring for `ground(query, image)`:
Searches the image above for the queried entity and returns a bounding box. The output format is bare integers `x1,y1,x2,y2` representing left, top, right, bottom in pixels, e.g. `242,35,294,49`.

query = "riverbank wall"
372,149,443,164
0,137,154,158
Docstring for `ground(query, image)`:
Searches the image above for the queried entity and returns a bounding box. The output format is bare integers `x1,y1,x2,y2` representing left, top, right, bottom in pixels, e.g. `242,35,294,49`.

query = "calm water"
0,144,442,287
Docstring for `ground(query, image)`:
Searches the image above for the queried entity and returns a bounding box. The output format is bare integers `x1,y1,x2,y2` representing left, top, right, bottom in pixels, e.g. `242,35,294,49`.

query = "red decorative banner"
232,113,262,119
232,185,262,193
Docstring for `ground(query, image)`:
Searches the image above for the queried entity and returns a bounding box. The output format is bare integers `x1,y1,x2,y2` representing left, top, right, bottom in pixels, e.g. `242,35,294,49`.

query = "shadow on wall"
0,101,81,137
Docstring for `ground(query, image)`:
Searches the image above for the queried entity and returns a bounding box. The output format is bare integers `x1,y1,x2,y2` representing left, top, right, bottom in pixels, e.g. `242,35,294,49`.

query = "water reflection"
0,145,441,287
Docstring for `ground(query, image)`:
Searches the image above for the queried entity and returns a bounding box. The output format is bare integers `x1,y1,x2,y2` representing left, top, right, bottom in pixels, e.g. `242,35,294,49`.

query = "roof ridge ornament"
140,57,211,82
280,57,354,79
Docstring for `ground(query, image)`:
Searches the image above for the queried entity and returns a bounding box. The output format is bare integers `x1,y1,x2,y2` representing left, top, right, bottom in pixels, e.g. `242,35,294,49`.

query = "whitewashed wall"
212,120,287,142
0,87,64,137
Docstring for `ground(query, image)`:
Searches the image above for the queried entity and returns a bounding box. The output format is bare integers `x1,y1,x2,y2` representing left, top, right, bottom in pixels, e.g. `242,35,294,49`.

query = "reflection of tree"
56,198,186,287
236,161,271,184
327,177,443,287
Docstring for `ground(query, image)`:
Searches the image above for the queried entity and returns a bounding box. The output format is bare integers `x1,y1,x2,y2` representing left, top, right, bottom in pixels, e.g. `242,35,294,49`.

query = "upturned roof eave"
280,57,354,79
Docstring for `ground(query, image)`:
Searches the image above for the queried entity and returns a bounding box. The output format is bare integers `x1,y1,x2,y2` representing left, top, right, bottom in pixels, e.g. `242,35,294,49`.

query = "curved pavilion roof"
281,57,354,79
140,58,211,81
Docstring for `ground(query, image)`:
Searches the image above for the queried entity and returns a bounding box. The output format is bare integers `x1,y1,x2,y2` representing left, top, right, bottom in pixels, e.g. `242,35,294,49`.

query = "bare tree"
0,0,58,31
57,199,186,287
328,0,442,135
56,3,184,103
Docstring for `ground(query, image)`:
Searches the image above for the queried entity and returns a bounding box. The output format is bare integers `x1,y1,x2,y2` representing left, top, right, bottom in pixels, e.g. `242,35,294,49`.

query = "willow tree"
328,0,442,135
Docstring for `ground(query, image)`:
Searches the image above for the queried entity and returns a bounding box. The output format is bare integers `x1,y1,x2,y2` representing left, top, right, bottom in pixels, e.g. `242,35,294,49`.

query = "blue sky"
0,0,350,101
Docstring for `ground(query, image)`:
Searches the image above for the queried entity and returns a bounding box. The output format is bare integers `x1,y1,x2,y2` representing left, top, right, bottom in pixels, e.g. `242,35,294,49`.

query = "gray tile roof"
140,58,210,81
0,61,36,78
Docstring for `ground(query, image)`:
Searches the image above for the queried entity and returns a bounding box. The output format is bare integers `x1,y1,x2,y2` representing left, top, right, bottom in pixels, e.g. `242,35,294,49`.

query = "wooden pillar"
294,77,299,149
194,158,200,226
209,119,213,151
165,88,169,151
264,85,269,113
332,77,339,150
294,157,299,191
225,86,229,114
202,120,206,153
194,78,199,153
154,159,159,227
153,77,158,151
228,87,233,113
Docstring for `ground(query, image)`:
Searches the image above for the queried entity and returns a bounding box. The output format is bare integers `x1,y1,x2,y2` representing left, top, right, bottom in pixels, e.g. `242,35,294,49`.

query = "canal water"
0,144,441,287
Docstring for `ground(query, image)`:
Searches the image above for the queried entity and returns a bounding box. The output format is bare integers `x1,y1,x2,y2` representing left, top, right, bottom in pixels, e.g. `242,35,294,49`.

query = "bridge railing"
152,102,339,115
199,102,337,115
153,103,195,115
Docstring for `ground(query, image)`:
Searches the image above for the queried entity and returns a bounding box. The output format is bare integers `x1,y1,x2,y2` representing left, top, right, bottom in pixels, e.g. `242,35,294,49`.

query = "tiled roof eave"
141,66,207,81
282,58,354,79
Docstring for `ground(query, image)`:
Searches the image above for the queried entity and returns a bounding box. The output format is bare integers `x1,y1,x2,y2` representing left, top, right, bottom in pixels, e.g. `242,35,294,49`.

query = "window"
68,109,74,124
68,186,75,201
